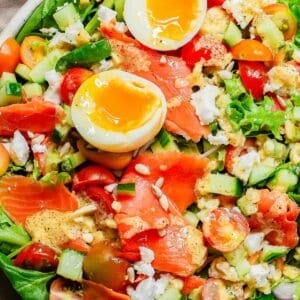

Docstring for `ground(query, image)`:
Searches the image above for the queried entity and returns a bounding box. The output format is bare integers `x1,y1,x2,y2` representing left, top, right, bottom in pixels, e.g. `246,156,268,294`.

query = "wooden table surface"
0,0,26,32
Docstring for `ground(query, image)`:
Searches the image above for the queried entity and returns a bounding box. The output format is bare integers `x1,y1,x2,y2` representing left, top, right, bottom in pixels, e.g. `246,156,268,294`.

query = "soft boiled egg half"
71,70,167,153
124,0,207,51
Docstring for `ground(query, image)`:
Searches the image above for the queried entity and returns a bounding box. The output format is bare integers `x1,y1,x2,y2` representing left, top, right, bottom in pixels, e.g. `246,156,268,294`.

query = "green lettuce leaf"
227,96,285,140
0,207,30,255
0,253,55,300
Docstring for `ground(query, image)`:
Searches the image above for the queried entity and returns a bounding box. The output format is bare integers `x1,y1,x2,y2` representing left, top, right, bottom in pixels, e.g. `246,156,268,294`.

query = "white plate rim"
0,0,43,45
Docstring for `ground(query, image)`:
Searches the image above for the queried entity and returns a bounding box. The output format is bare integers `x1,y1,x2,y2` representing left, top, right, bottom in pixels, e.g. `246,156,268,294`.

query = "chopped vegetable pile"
0,0,300,299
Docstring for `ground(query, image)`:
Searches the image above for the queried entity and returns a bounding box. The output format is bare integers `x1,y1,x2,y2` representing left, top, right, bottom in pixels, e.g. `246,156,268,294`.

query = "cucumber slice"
59,152,86,172
151,129,179,153
248,165,275,186
53,3,80,31
15,64,32,81
223,22,242,47
158,287,182,300
117,183,135,197
196,173,243,197
57,249,84,281
30,50,64,83
262,245,289,262
23,83,43,98
267,168,298,192
0,82,22,106
0,72,17,88
256,16,284,49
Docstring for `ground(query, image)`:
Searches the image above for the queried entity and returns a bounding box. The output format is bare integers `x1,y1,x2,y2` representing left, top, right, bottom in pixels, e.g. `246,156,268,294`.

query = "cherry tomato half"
14,243,58,272
203,207,250,252
83,241,130,292
0,38,20,76
86,186,114,213
264,3,298,40
73,165,116,191
239,61,268,100
207,0,225,8
232,40,273,62
181,34,228,67
60,68,93,104
20,36,46,68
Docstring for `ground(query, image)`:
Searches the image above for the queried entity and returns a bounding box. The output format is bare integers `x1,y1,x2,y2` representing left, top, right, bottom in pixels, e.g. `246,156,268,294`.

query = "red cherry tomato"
239,61,268,100
181,35,227,68
203,207,250,252
14,243,58,271
86,186,114,213
0,38,20,76
83,241,130,292
208,0,225,8
73,165,116,191
60,68,93,104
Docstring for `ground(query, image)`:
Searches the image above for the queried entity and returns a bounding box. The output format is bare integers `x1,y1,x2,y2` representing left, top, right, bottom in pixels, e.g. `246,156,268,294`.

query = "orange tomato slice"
231,40,273,61
0,144,10,176
20,36,47,68
0,38,20,75
264,3,298,40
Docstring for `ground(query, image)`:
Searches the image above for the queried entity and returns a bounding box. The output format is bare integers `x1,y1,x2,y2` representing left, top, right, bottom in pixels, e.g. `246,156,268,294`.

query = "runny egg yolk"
85,77,161,132
146,0,202,41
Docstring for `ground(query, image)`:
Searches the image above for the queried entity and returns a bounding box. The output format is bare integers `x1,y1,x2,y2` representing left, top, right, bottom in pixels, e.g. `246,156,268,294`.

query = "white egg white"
124,0,207,51
71,70,167,153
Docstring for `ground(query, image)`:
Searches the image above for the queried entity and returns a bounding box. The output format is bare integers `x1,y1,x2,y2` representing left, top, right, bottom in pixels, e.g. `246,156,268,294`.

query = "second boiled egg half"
71,70,167,153
124,0,207,51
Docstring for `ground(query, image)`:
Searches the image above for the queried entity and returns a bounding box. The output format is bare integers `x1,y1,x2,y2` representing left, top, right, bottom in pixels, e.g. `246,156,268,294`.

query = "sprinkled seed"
159,194,169,211
112,201,122,212
155,177,164,188
160,55,167,64
158,229,167,237
104,183,118,193
59,142,71,157
82,232,94,244
135,163,151,175
152,184,163,198
159,164,167,171
127,267,135,283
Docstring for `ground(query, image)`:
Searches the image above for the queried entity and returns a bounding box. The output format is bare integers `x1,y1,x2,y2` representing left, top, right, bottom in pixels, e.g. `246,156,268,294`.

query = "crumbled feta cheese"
191,85,220,125
31,134,46,154
247,264,273,288
44,70,63,105
115,22,127,33
140,247,154,264
208,131,229,145
218,70,233,80
223,0,262,29
127,276,169,300
10,131,30,166
40,27,58,35
97,5,117,23
244,232,264,254
49,21,89,48
91,59,113,73
232,150,260,182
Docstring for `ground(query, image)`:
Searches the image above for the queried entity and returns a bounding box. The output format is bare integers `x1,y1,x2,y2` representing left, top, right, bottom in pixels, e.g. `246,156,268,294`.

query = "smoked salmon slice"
122,225,207,277
0,100,59,136
101,24,209,142
0,176,78,224
115,152,208,239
